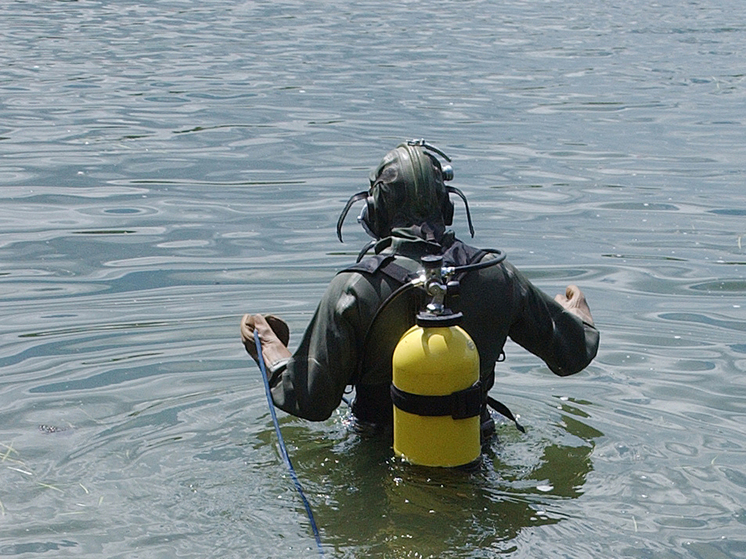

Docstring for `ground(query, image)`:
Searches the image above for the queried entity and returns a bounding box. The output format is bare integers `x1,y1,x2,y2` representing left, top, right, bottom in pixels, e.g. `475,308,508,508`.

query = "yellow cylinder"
391,324,480,467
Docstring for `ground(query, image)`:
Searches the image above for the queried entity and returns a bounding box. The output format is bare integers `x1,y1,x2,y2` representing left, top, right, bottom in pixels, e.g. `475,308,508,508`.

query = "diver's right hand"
240,314,291,369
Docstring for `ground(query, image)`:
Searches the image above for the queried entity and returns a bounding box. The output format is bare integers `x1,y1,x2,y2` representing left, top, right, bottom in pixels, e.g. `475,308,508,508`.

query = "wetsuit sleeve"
266,273,371,421
506,264,599,376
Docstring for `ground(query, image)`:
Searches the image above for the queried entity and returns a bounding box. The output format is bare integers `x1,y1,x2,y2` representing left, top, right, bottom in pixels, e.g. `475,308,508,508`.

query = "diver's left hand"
555,285,595,326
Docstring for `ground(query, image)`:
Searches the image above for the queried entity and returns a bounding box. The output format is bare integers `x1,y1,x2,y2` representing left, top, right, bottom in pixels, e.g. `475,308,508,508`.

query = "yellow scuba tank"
391,255,482,467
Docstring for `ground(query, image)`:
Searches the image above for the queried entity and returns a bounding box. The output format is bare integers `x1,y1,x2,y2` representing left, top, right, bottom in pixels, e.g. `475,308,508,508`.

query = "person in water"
241,140,599,439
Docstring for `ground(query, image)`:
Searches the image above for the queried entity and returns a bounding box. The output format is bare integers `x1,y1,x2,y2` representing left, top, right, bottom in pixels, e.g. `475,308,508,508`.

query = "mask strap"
447,186,475,238
337,191,369,242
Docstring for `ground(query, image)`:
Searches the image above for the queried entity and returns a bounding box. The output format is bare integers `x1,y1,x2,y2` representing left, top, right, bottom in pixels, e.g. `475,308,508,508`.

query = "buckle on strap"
451,382,483,420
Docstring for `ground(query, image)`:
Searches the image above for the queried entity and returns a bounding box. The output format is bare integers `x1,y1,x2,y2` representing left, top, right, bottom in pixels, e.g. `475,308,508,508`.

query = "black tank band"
390,381,482,420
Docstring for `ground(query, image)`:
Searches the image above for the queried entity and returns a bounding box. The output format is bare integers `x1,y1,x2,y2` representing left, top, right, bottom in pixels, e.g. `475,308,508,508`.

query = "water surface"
1,0,745,557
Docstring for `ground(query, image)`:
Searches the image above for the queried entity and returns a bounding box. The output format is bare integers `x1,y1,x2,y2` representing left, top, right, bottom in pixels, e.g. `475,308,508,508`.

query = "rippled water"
1,0,745,557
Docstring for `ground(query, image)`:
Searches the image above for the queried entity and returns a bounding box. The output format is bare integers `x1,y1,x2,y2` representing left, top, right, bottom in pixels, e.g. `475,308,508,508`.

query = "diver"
240,140,599,444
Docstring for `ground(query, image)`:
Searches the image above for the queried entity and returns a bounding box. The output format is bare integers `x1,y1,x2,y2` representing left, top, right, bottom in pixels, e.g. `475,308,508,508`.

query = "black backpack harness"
339,240,525,433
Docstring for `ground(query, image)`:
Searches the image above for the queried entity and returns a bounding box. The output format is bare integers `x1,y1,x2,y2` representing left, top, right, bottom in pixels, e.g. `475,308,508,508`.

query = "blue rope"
254,330,324,557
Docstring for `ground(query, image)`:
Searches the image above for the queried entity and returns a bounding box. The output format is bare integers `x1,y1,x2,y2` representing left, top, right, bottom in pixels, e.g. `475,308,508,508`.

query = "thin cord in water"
254,330,324,557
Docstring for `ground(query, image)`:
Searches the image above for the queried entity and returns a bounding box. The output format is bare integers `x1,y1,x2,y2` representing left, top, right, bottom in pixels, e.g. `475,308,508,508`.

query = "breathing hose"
254,330,324,557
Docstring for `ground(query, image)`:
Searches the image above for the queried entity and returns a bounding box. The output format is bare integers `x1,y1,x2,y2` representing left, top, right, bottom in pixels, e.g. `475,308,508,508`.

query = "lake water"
1,0,745,557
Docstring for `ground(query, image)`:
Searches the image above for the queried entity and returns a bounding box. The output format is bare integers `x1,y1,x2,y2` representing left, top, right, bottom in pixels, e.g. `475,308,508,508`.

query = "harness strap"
486,396,526,433
342,254,418,284
340,239,490,282
390,381,482,420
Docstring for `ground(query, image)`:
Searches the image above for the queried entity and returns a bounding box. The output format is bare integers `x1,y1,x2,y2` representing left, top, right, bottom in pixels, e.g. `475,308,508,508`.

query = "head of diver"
336,139,474,244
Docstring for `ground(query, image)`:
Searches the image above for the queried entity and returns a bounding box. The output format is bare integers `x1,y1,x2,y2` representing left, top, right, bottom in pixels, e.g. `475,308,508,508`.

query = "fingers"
565,284,581,301
241,314,292,362
556,285,594,326
240,313,256,341
240,314,259,359
265,315,290,346
248,314,275,345
556,285,582,304
241,313,293,369
242,314,290,344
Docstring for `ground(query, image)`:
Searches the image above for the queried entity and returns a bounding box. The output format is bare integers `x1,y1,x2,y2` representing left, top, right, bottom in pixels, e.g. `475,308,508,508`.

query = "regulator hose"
448,248,506,274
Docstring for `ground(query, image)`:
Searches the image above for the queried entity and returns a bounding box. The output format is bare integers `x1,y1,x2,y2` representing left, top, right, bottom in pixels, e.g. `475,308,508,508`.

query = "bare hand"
240,314,292,369
555,285,595,326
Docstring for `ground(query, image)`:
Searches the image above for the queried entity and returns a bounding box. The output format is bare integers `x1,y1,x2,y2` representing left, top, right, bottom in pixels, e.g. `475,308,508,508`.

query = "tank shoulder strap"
338,254,418,286
337,254,419,387
338,238,488,280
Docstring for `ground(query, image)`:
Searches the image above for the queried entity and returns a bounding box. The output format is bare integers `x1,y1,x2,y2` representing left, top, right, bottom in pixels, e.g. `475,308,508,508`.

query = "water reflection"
280,401,602,557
